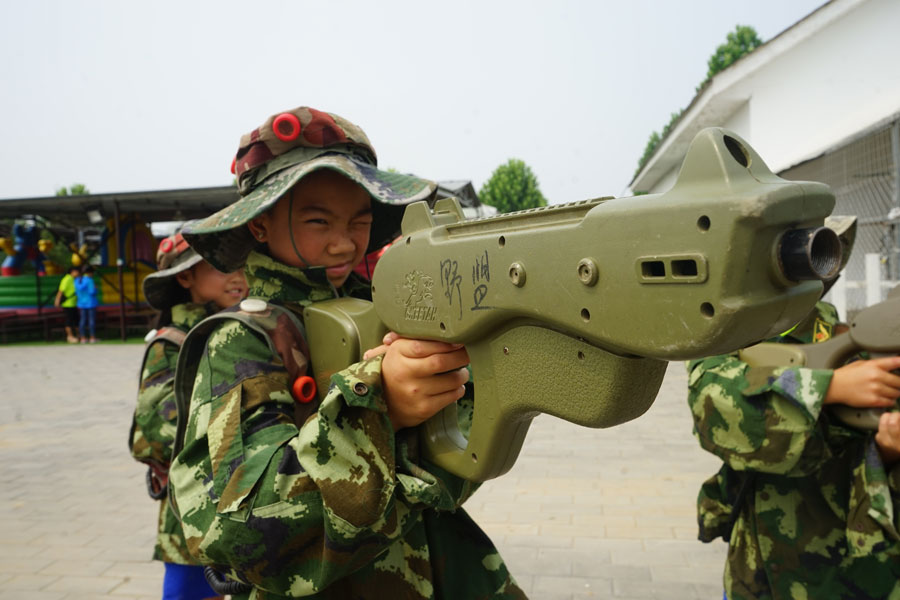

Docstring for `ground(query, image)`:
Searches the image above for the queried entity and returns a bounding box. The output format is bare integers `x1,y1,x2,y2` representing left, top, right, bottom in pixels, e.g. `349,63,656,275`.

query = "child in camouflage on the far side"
168,106,526,599
129,232,247,600
687,216,900,600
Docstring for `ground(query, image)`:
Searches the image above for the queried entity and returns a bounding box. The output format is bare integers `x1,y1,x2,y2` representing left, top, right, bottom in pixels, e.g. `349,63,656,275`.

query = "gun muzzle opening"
778,226,842,282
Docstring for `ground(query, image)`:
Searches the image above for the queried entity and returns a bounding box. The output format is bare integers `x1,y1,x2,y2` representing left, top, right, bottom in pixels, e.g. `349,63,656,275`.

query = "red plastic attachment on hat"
172,233,190,255
230,156,236,174
273,113,302,142
159,238,174,253
292,375,317,404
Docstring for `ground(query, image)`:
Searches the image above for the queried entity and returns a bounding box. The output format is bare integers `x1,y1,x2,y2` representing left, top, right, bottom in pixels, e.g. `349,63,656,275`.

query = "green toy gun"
739,289,900,430
303,127,842,481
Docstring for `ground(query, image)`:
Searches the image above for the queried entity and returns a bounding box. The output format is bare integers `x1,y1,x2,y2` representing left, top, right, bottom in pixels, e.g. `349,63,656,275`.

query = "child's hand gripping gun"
303,128,842,481
739,289,900,430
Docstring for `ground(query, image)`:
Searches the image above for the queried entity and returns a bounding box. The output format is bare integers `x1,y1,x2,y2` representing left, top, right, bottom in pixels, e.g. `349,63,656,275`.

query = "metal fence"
779,115,900,315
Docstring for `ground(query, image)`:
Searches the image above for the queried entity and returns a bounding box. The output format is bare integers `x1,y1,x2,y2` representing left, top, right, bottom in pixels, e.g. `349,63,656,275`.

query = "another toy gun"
304,127,842,481
739,289,900,430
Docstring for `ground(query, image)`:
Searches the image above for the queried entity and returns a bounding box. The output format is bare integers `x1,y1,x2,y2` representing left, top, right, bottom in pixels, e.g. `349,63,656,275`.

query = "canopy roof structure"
0,186,239,228
0,180,488,227
0,181,489,342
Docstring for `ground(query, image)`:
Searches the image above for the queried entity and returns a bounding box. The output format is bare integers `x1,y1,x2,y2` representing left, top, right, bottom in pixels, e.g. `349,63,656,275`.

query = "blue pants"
78,307,96,338
162,563,218,600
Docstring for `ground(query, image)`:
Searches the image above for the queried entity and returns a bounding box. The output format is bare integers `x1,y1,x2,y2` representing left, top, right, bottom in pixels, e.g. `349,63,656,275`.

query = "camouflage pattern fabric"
688,301,900,599
169,251,525,599
773,300,838,345
129,302,210,563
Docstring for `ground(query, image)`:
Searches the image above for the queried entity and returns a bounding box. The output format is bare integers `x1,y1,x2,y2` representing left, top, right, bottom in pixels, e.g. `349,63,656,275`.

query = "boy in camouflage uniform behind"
687,217,900,599
168,106,525,599
129,232,247,599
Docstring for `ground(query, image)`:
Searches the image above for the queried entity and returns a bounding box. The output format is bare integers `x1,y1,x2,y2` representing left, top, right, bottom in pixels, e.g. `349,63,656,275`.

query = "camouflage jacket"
169,251,524,599
129,302,210,564
688,301,900,599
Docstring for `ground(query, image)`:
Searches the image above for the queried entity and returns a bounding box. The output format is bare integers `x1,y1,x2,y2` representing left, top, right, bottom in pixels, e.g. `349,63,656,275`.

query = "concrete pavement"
0,344,726,599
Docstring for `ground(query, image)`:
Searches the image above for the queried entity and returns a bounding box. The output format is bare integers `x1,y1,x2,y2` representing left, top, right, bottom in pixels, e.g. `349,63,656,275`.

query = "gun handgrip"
740,334,887,430
421,323,667,481
306,301,668,482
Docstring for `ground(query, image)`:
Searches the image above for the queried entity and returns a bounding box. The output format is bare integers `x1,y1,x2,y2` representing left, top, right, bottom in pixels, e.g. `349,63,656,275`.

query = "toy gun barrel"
779,226,842,282
308,127,839,481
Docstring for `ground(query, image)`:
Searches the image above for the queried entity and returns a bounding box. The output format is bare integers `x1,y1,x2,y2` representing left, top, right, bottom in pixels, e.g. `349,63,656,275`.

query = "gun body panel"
304,127,840,481
372,129,833,361
304,298,388,402
425,322,668,480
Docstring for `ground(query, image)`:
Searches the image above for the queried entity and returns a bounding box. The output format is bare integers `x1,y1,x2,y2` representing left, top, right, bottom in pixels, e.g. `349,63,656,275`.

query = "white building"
629,0,900,312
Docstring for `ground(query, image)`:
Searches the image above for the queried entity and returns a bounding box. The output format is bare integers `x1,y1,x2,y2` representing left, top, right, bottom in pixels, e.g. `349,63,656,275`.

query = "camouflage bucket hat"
182,106,436,273
142,232,203,310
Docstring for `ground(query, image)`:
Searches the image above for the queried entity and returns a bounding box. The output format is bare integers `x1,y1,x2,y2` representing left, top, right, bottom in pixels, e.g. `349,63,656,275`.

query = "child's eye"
305,219,329,226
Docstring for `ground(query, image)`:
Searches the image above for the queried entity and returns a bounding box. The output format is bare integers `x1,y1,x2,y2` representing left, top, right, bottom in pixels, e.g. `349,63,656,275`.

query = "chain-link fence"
779,115,900,314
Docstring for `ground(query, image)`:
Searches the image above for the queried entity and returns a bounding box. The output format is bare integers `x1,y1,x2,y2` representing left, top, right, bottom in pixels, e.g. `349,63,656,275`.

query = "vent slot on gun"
637,254,708,284
641,261,666,278
671,259,698,278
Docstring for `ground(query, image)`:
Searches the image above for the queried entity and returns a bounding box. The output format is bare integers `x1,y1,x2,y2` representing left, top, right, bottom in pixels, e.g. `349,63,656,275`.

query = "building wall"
742,0,900,174
643,0,900,195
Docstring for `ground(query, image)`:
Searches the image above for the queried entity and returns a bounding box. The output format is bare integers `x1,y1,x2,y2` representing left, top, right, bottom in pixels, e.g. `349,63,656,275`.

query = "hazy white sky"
0,0,825,206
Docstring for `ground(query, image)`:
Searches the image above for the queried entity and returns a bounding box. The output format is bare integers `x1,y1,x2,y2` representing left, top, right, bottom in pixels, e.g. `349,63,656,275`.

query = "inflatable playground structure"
0,217,157,341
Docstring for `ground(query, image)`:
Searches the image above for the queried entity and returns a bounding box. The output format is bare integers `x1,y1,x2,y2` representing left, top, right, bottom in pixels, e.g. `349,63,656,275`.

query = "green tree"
634,110,683,178
55,183,90,196
703,25,763,86
479,159,547,214
634,25,762,178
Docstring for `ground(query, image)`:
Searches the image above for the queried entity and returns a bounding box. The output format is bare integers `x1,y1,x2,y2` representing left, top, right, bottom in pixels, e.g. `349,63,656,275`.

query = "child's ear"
175,270,194,289
247,218,267,243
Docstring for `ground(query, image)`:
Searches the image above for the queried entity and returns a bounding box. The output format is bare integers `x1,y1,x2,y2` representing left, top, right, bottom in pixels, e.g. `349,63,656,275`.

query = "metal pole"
131,212,138,310
34,269,42,317
866,253,882,306
892,120,900,281
114,201,126,341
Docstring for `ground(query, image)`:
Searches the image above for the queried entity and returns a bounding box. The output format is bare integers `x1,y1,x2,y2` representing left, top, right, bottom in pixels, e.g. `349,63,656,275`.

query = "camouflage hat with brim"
142,232,203,310
183,106,436,273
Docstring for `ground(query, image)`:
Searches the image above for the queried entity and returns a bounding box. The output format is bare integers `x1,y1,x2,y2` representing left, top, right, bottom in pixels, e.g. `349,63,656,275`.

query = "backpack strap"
170,299,311,473
153,326,188,346
135,327,188,386
130,326,189,499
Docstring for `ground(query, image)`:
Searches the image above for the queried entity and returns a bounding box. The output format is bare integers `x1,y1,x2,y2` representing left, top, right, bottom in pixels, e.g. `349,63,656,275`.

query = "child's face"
177,261,248,310
253,170,373,288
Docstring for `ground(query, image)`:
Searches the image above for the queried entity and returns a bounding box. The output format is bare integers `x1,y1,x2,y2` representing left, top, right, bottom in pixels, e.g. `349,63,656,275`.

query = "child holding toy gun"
687,216,900,599
167,106,524,599
128,231,247,600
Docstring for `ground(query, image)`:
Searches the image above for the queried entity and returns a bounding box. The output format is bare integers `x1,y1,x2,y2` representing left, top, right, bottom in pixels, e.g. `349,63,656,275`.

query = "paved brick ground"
0,344,727,599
